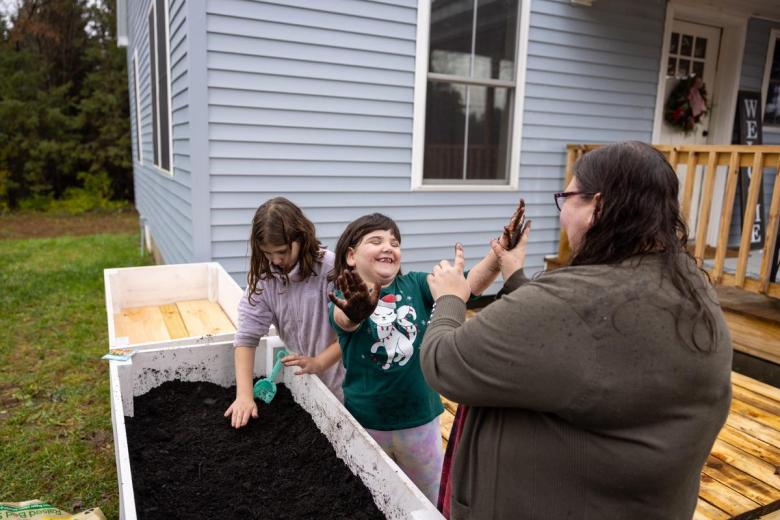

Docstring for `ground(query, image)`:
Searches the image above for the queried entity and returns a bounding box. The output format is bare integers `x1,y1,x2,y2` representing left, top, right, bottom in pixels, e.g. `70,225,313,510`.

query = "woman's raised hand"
500,197,529,250
428,243,471,302
491,220,531,281
328,269,381,324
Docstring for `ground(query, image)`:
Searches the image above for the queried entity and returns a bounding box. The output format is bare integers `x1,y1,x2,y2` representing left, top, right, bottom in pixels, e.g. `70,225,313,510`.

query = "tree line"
0,0,131,212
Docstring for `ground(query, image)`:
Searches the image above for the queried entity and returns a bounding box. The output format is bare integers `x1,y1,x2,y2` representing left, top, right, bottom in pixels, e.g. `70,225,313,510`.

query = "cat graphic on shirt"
369,294,417,370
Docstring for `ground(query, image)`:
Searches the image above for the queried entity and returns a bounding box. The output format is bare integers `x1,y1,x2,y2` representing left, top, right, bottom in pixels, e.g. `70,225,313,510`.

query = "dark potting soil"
125,381,385,519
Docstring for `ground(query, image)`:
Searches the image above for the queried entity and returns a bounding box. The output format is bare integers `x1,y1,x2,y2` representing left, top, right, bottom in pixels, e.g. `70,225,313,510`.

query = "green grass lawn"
0,230,151,517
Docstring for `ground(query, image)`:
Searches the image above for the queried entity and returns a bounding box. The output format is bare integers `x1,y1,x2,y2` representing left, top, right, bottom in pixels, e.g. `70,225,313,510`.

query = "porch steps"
717,286,780,366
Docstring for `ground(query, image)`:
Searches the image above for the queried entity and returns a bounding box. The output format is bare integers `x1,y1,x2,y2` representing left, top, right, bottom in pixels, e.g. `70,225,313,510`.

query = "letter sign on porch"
733,90,765,249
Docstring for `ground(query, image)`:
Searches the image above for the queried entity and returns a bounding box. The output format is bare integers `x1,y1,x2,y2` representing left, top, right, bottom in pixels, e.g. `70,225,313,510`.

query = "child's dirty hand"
500,197,529,250
282,354,323,375
329,269,381,324
224,395,258,428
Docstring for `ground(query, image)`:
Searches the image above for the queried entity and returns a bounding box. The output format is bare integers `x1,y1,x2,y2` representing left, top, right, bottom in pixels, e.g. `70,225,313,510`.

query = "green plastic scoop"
253,349,289,404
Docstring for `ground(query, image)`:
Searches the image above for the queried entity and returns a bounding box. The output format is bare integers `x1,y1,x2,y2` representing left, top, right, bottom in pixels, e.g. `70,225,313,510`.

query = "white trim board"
651,1,747,146
410,0,530,192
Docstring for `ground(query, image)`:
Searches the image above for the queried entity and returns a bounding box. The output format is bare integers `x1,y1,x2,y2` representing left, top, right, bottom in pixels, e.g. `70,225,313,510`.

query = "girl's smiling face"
346,229,401,287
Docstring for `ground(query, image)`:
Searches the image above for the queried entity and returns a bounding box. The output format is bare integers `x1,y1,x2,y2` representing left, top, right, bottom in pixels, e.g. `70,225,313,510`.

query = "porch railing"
552,144,780,298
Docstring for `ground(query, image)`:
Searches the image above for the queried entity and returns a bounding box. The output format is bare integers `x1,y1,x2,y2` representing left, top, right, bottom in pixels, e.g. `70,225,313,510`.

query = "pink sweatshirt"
234,249,344,400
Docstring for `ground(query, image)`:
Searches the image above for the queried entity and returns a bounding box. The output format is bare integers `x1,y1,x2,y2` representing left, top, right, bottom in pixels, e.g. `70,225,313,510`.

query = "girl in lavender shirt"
224,197,345,428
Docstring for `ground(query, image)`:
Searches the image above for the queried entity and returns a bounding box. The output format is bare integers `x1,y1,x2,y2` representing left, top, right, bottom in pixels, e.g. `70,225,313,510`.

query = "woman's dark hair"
247,197,323,303
569,141,717,351
329,213,402,287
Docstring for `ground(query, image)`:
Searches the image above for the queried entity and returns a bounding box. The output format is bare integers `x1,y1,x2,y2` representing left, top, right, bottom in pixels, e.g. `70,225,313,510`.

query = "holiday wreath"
664,75,709,133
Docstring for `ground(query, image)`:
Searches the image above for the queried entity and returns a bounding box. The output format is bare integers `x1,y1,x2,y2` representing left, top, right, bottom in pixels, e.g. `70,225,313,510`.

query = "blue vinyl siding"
126,0,193,265
521,0,665,263
203,0,667,288
205,0,521,288
124,0,715,289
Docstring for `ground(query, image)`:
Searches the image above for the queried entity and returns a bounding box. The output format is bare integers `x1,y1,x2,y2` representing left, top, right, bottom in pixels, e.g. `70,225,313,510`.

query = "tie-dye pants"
366,416,444,504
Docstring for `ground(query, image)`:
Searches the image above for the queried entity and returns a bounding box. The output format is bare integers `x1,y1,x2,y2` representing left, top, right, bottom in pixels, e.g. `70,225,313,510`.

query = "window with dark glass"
423,0,519,184
132,53,143,163
764,32,780,127
148,0,170,172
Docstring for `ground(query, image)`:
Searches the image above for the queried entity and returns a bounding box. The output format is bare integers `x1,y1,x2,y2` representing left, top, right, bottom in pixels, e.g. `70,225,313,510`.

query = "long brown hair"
329,213,402,286
568,141,717,352
247,197,323,303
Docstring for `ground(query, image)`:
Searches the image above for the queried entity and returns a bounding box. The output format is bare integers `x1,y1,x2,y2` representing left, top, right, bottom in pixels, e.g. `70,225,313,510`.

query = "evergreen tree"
0,0,131,211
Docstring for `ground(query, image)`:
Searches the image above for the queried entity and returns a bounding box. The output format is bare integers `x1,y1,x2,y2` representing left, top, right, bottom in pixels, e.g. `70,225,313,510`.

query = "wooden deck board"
703,455,780,505
698,474,761,516
694,498,731,520
733,373,780,404
717,287,780,326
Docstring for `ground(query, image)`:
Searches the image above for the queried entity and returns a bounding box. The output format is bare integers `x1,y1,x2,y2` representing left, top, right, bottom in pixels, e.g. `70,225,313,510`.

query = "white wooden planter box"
108,339,443,520
103,262,243,351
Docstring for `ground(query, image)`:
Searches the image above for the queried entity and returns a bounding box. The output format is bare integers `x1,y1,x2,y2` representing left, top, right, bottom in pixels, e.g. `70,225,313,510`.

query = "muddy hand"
328,269,381,324
501,197,528,250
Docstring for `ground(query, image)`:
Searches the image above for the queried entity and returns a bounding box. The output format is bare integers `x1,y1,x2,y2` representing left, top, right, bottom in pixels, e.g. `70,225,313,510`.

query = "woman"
421,141,732,519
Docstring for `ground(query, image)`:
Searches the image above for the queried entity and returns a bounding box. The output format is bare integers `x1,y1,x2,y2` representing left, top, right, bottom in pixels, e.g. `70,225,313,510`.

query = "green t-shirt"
329,271,444,431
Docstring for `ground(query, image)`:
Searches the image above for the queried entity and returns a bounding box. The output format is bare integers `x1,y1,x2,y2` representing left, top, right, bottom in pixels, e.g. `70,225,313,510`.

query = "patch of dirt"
0,210,140,240
83,429,112,452
125,381,385,520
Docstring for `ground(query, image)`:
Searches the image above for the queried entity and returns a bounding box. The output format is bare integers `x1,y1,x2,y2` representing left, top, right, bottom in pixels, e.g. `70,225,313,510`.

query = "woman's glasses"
554,191,596,211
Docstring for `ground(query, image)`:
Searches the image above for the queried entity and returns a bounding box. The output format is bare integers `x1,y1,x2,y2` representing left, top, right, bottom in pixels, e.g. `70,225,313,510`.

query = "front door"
658,20,722,145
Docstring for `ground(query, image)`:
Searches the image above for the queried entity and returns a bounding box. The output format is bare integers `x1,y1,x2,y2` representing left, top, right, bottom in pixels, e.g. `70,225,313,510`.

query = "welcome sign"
733,91,765,249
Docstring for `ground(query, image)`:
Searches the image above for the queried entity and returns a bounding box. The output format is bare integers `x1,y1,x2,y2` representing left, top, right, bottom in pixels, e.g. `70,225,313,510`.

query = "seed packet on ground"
0,500,105,519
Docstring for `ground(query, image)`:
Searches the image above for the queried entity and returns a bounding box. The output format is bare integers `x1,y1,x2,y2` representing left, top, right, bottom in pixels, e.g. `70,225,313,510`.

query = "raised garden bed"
108,339,442,520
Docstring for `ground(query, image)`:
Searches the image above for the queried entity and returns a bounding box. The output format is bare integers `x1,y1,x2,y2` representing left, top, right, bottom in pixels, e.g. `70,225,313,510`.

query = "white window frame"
147,0,173,176
762,28,780,131
410,0,530,192
132,48,143,164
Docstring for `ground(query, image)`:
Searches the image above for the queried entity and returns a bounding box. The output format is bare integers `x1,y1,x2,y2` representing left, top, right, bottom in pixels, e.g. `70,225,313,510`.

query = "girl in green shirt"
327,212,517,503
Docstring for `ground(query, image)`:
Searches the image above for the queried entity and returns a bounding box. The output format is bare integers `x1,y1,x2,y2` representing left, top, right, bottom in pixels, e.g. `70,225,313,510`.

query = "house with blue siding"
116,0,780,292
